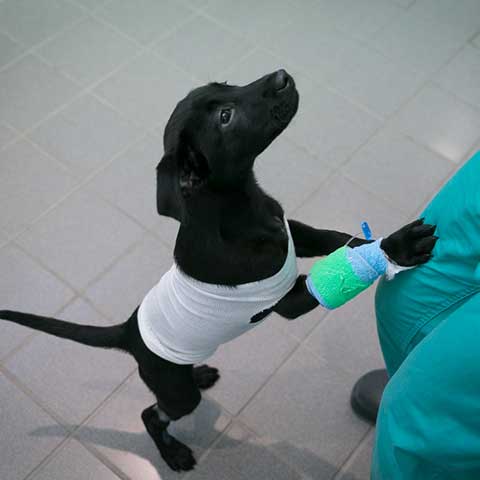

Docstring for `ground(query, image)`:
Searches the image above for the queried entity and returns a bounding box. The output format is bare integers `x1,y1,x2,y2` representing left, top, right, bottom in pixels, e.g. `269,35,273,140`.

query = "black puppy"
0,70,436,473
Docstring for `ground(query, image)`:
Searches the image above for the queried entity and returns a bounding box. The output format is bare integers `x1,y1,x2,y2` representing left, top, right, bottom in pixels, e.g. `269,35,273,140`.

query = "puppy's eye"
220,108,232,125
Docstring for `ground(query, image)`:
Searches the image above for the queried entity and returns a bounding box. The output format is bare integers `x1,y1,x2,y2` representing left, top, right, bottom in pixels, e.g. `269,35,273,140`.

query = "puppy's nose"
273,69,289,91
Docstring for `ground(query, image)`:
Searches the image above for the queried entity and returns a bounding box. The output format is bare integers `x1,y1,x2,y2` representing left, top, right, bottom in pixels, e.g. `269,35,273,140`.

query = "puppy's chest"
248,216,288,254
229,215,290,275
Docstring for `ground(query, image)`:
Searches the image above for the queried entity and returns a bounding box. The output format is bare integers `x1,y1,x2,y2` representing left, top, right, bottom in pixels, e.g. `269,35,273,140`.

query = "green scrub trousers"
372,151,480,480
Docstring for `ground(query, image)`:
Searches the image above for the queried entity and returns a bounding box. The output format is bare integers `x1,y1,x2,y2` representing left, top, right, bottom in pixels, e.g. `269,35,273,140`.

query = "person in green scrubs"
365,151,480,479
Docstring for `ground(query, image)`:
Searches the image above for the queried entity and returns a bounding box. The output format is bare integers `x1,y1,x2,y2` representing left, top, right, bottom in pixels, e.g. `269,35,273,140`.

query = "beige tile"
0,374,67,480
0,244,74,358
16,188,144,290
37,17,139,88
0,55,78,132
293,174,408,239
369,10,469,76
0,0,84,49
93,51,197,129
0,139,78,235
240,346,370,479
342,129,455,215
32,439,121,480
156,16,252,82
78,375,231,480
29,94,143,179
388,84,480,163
97,0,193,45
5,298,135,424
436,45,480,109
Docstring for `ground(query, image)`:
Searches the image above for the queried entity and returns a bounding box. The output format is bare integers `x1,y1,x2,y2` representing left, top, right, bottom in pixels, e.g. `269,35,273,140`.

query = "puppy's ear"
156,153,183,221
156,132,209,221
177,131,210,198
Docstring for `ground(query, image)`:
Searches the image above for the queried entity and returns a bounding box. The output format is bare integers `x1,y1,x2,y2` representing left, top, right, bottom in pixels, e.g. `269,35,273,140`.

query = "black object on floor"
350,368,389,424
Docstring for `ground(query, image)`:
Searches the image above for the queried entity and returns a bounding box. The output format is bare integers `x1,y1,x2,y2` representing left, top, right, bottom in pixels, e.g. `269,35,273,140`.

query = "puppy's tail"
0,310,127,350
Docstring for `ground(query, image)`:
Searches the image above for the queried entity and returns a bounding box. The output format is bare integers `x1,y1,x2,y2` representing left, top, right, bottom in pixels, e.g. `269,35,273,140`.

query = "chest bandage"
138,217,298,365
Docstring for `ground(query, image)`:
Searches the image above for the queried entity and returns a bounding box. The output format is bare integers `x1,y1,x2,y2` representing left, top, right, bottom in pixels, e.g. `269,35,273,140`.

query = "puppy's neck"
174,170,286,284
183,170,262,221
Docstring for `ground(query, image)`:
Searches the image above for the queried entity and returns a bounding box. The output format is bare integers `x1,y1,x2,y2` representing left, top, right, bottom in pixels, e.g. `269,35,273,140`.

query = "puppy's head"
156,70,299,221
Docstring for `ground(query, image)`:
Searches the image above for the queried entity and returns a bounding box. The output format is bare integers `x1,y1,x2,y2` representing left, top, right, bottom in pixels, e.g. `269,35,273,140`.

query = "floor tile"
207,319,298,416
342,129,455,215
310,0,403,42
5,298,135,424
0,244,74,359
97,0,193,46
94,51,197,129
369,9,469,76
85,234,172,321
0,373,67,480
0,32,24,69
240,346,370,479
0,123,17,148
474,33,480,49
436,45,480,109
279,310,329,347
29,94,143,179
36,17,139,88
409,0,480,40
255,136,332,214
330,46,427,118
391,0,415,6
219,49,318,115
156,16,252,82
192,422,303,480
71,0,110,11
31,439,121,480
206,0,305,44
87,135,180,246
185,0,211,8
0,139,78,235
293,174,408,239
336,429,375,480
305,289,384,379
388,84,480,163
0,55,78,132
265,19,373,85
0,0,84,49
77,375,231,480
151,216,180,250
16,188,144,290
284,87,380,168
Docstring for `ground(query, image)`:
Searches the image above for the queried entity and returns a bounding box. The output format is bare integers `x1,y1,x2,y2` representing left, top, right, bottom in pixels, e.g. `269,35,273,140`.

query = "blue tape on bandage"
347,239,387,283
361,221,372,240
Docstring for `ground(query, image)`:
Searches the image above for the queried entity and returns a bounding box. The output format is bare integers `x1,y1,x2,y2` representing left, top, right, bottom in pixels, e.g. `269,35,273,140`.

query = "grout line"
0,363,73,428
4,128,150,249
331,426,374,480
70,442,132,480
20,368,139,480
431,78,480,114
0,13,88,74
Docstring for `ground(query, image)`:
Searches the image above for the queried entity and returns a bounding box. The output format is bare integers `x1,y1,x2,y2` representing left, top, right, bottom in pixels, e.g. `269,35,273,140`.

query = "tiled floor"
1,0,479,479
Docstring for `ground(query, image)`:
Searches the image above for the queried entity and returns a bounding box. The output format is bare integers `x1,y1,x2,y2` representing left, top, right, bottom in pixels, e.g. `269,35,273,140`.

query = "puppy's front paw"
381,218,438,267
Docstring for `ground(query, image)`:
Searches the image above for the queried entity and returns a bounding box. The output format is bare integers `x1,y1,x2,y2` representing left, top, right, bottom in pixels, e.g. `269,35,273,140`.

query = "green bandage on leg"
306,241,387,309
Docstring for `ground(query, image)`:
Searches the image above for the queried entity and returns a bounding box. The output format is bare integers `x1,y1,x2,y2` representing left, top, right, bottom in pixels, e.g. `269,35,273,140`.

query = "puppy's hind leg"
142,404,196,472
138,363,202,472
193,364,220,390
